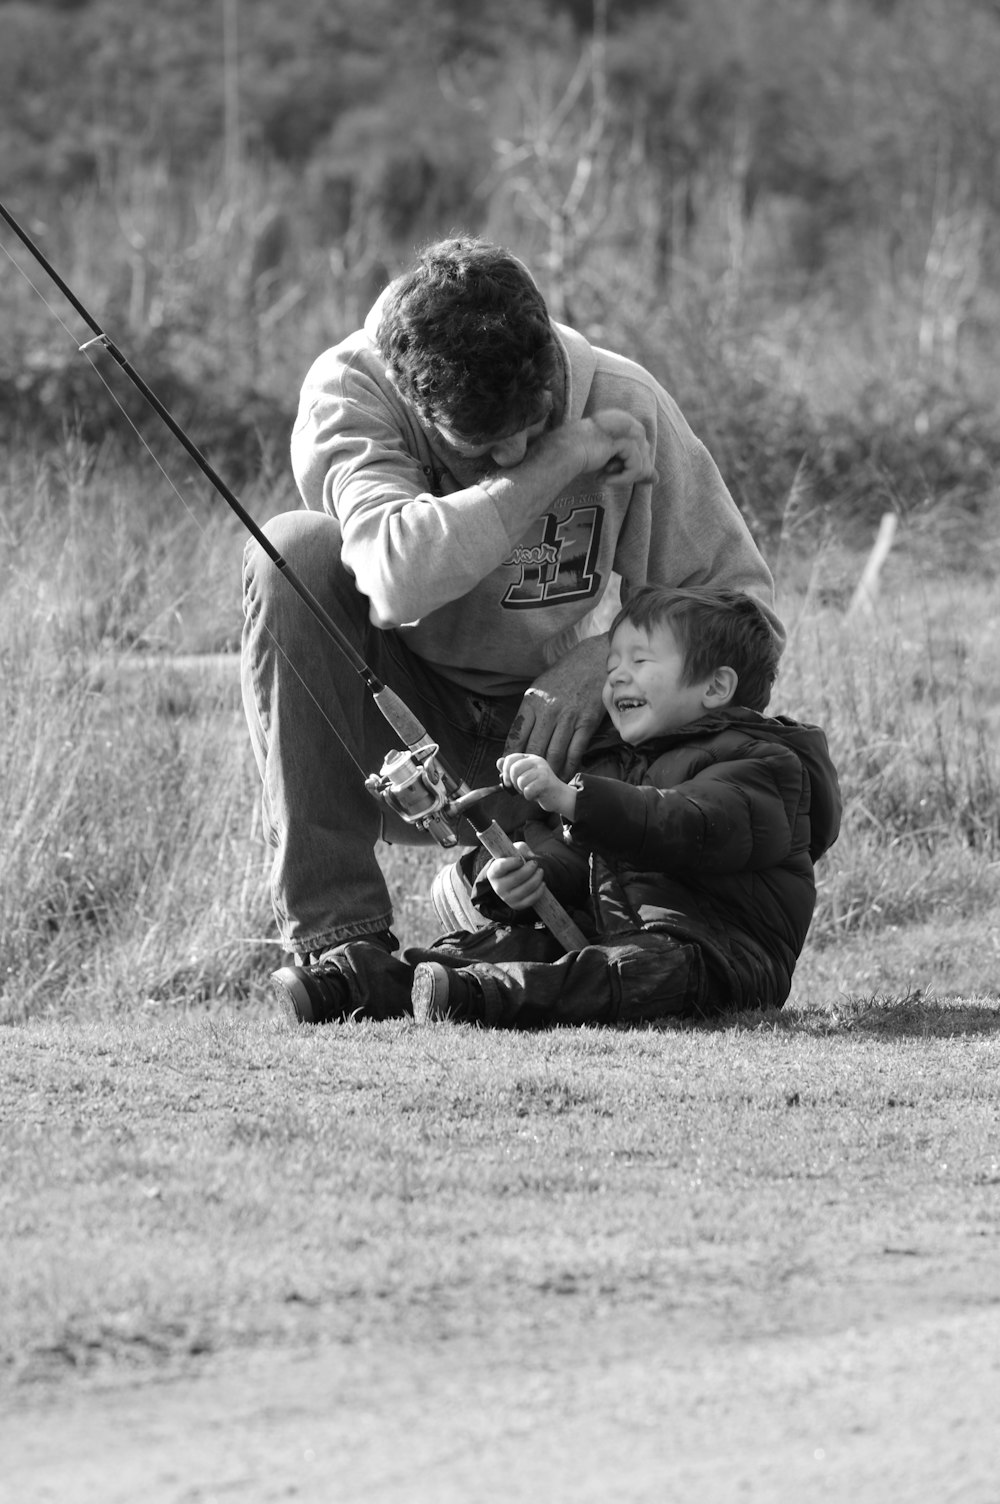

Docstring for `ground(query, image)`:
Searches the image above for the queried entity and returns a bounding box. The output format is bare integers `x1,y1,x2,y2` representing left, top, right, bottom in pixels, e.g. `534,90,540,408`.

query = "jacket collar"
591,707,758,760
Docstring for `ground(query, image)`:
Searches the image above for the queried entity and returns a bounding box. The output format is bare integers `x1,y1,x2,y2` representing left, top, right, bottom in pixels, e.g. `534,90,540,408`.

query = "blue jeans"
241,510,530,955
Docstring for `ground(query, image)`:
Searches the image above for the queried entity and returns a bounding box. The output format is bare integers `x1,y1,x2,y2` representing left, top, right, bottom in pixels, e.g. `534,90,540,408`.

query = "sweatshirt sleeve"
569,747,805,873
613,391,785,649
290,349,518,628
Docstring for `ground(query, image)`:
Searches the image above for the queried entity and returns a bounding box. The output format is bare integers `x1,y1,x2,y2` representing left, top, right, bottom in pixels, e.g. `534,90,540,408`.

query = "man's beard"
433,445,499,489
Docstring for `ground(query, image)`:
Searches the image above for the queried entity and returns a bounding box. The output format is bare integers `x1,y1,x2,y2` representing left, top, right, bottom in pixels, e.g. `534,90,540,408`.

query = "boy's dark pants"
331,922,715,1027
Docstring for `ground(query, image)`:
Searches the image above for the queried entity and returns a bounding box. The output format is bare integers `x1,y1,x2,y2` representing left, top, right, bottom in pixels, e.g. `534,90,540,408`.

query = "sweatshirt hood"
363,284,391,345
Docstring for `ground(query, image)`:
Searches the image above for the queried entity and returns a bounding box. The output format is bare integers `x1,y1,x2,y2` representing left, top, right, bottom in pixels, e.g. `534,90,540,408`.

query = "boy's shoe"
411,962,486,1025
271,956,353,1024
430,860,489,934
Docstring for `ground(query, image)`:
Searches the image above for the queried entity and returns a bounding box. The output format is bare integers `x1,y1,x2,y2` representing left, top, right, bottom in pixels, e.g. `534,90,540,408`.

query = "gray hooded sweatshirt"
291,295,778,694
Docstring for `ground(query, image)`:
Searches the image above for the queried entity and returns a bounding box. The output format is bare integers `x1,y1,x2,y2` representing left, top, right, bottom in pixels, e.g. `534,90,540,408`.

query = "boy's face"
602,619,717,744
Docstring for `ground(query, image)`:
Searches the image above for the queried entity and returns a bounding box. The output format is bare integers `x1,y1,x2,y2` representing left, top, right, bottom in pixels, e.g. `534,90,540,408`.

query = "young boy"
272,586,839,1028
408,584,841,1027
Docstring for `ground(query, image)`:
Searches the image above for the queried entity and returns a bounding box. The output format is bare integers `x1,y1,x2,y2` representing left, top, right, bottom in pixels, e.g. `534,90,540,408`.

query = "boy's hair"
610,586,781,712
375,237,561,440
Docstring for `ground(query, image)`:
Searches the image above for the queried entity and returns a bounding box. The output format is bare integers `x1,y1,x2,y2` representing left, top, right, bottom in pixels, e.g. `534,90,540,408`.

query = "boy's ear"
702,665,739,709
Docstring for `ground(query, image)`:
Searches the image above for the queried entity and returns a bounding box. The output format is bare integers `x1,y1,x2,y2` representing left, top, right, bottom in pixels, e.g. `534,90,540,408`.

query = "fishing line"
0,228,372,781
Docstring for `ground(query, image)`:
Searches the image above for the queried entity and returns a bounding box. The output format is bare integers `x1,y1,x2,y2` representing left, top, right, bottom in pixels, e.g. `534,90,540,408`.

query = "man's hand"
573,409,653,486
498,752,578,820
504,633,607,777
484,841,546,911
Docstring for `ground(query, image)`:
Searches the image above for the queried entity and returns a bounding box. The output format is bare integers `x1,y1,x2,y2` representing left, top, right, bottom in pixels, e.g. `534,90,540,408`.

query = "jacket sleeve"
569,747,806,873
291,352,517,628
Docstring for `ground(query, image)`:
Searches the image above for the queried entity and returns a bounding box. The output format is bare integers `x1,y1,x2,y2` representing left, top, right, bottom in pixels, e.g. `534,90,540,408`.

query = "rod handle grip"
474,821,589,953
373,685,436,753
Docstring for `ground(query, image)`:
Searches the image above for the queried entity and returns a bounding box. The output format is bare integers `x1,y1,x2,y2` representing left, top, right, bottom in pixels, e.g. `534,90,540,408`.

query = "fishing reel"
365,743,494,848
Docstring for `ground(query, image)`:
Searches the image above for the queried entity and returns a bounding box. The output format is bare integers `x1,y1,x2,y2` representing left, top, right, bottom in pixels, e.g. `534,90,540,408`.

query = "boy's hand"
497,752,578,820
485,841,545,910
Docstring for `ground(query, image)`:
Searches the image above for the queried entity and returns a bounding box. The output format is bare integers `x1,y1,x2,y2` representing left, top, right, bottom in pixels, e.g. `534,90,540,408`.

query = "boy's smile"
602,619,721,744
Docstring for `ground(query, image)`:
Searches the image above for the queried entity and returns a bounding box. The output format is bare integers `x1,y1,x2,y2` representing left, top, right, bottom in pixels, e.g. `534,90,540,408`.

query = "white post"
846,513,898,620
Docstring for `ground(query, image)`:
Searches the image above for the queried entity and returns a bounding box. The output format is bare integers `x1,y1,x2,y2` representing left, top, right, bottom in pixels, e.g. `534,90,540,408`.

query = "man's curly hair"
611,586,782,712
375,237,561,441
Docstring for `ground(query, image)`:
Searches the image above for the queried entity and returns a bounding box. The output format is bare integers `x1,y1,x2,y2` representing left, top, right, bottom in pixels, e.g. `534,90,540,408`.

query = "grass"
4,999,998,1393
3,388,1000,1433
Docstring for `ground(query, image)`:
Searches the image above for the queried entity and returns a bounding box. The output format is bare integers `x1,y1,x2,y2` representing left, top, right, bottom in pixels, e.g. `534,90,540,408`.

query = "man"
241,236,782,1012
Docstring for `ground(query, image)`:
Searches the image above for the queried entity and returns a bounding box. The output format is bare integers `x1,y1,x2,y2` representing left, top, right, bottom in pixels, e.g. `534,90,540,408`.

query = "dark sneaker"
272,931,400,1024
271,956,354,1024
411,962,486,1024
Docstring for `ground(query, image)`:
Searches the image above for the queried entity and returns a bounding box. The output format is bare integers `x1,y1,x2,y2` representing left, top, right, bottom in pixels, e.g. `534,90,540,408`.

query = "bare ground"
5,871,1000,1502
7,1273,1000,1503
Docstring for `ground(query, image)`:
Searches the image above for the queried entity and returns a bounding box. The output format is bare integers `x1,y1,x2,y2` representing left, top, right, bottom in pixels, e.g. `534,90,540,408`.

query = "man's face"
602,619,715,745
431,392,555,480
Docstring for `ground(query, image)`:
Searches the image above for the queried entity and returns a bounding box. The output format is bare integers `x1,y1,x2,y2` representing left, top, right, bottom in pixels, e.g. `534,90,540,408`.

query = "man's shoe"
272,931,398,1025
411,962,485,1024
271,955,354,1024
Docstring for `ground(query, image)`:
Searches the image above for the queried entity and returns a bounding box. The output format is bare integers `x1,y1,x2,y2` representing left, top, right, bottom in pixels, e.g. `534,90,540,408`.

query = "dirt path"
7,1303,999,1503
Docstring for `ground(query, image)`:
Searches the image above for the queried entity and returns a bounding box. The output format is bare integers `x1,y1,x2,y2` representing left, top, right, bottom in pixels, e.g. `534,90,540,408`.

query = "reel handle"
370,686,586,952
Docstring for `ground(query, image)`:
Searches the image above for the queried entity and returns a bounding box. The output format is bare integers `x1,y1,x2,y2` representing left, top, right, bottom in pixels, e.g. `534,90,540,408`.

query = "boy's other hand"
485,841,545,910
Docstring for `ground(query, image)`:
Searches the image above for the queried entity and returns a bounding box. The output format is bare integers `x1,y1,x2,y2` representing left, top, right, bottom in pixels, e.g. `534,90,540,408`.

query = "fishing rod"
0,199,588,952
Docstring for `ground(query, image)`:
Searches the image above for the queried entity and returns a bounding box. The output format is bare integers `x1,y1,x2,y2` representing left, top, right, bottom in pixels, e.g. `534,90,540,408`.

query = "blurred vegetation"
3,0,1000,547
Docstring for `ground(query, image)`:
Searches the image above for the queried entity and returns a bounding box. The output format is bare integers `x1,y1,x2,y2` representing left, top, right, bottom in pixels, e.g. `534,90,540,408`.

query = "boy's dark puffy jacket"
483,707,842,1011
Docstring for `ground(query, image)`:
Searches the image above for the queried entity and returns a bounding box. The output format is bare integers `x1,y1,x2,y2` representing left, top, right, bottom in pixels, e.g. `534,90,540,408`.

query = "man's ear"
702,665,738,709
